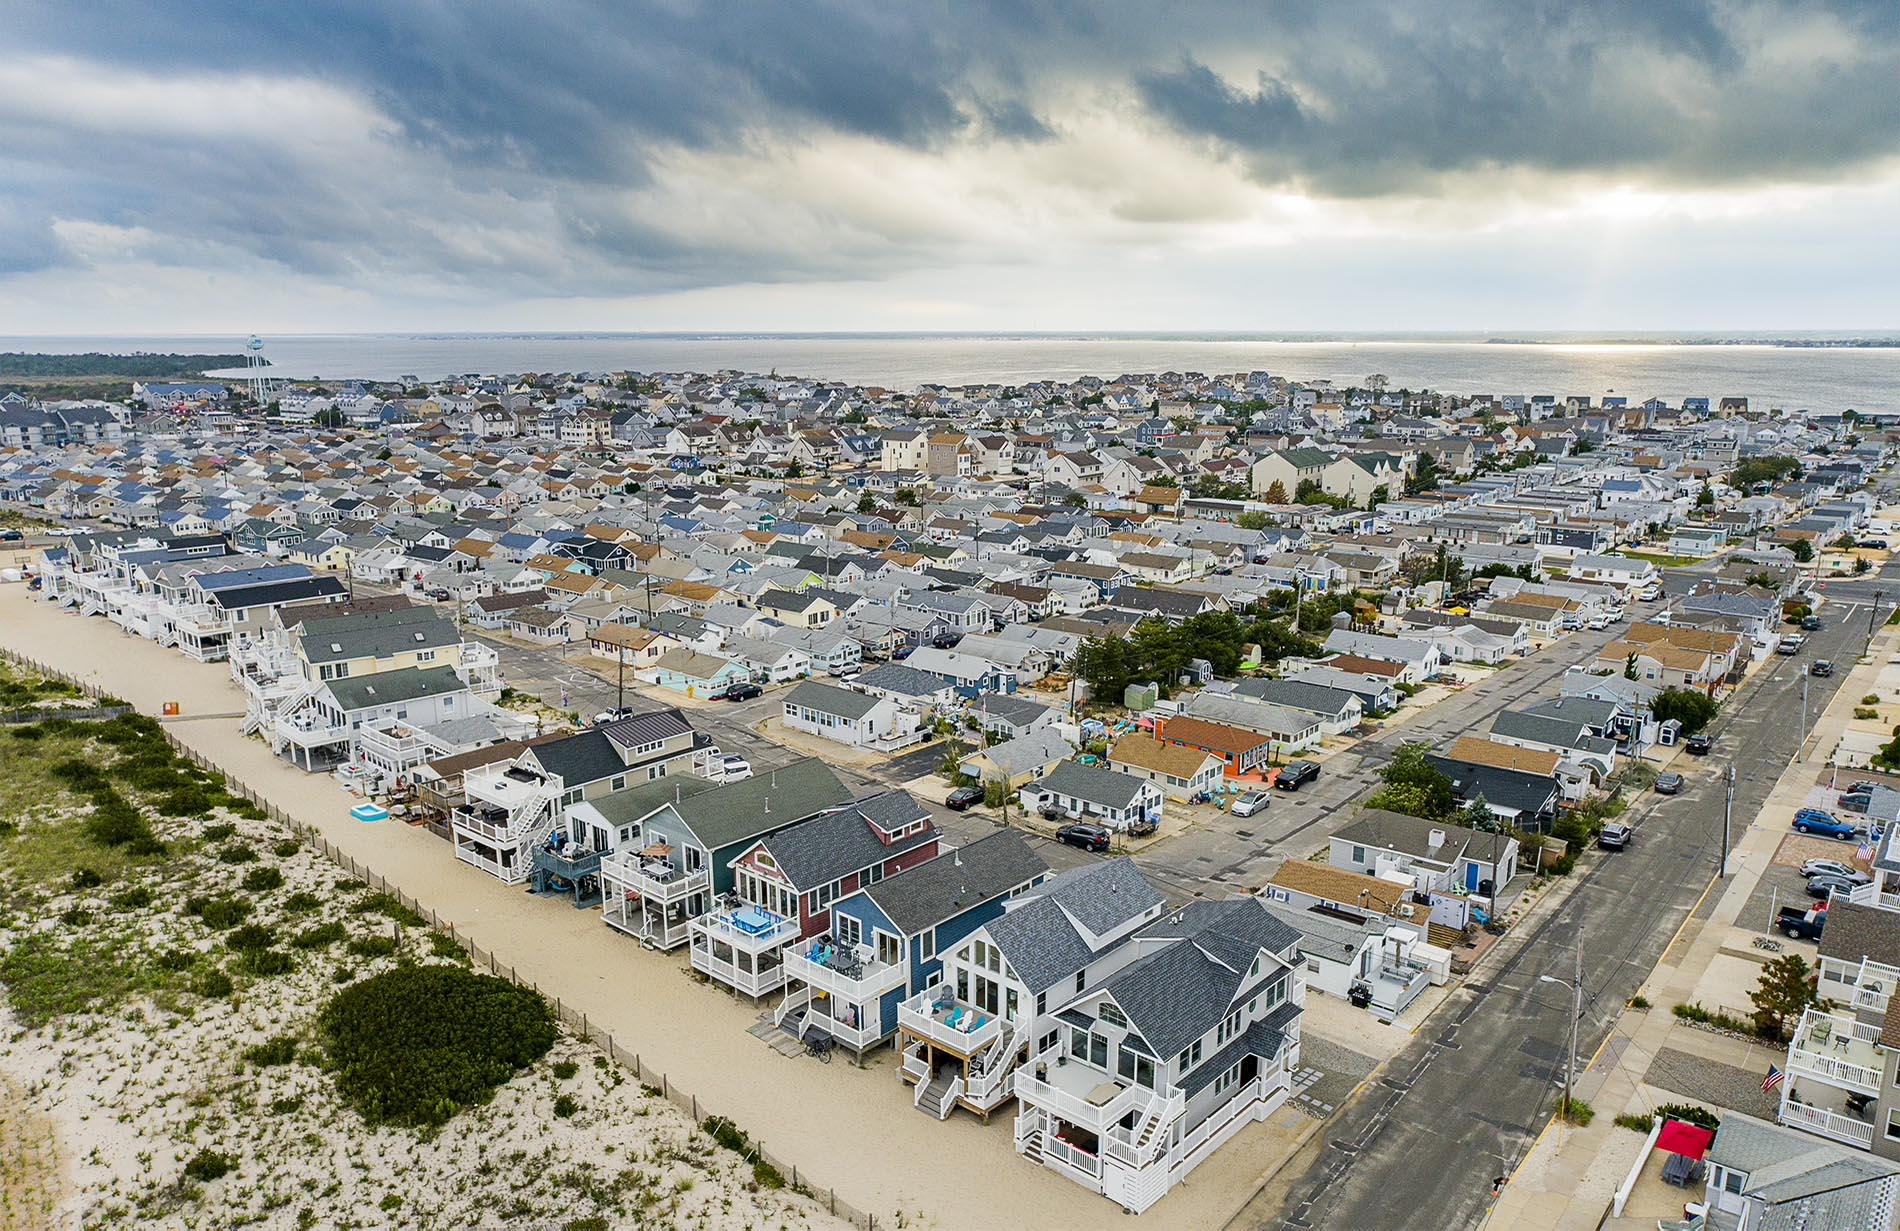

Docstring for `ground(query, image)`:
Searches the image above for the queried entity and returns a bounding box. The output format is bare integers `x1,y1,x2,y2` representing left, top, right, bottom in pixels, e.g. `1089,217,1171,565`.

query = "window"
1100,1002,1127,1028
863,863,885,886
1178,1040,1203,1071
562,788,583,806
1117,1047,1156,1089
611,776,627,792
1720,1168,1746,1195
1216,1011,1243,1045
1076,970,1087,994
836,914,862,948
1889,1112,1900,1143
920,929,937,961
1213,1065,1239,1097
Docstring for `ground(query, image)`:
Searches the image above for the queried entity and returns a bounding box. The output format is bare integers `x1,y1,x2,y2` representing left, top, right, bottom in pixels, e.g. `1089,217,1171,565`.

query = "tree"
895,487,920,507
1835,533,1858,550
1789,539,1815,563
1064,492,1088,509
856,493,877,514
1405,453,1442,495
1727,456,1803,489
312,408,346,428
1856,556,1872,575
1367,485,1390,510
1248,617,1322,662
1750,954,1824,1042
1650,688,1717,735
1263,480,1290,504
1366,743,1457,820
1624,653,1638,681
1366,374,1388,394
1235,511,1269,531
1695,484,1715,508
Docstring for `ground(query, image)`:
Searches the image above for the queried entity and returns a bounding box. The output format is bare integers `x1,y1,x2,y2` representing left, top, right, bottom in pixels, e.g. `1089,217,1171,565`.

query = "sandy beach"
0,583,1311,1229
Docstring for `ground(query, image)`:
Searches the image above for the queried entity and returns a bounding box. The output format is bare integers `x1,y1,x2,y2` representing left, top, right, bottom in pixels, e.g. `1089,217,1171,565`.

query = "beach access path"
0,584,1302,1231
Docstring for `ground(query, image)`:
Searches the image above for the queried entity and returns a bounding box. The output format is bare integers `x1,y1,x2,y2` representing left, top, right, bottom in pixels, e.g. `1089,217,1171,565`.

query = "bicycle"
1752,936,1784,953
804,1032,835,1063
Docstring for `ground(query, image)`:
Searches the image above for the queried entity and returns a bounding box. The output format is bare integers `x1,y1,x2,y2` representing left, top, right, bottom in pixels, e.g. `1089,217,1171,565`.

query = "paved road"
1260,569,1899,1231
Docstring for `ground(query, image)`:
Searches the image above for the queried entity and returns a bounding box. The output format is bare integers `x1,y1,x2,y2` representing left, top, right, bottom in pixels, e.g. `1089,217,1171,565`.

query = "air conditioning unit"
1397,904,1416,919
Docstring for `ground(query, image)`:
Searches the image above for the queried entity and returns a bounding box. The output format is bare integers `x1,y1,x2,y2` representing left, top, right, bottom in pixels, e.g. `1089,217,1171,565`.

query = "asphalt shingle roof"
782,679,877,721
325,665,464,711
753,800,936,890
859,831,1048,935
672,757,855,852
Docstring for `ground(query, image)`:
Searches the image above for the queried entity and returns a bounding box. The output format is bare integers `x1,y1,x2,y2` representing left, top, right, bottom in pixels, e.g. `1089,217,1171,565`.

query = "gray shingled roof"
1031,761,1150,811
1331,810,1483,863
752,806,937,890
326,666,464,711
1817,900,1900,969
782,679,877,720
1181,1004,1299,1097
985,896,1100,995
859,831,1048,935
852,662,955,697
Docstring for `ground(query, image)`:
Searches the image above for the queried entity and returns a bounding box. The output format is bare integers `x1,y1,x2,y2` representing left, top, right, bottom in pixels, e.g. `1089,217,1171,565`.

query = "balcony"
1786,1009,1884,1096
465,765,556,813
689,907,800,997
450,801,547,845
273,711,351,749
776,985,890,1051
531,834,603,883
784,937,906,1001
897,984,1006,1057
1780,1090,1876,1150
454,839,529,885
1014,1050,1161,1137
598,849,710,905
356,723,441,774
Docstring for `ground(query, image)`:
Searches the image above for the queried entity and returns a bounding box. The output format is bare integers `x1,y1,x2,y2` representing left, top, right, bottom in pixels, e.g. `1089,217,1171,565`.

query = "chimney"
1428,829,1445,851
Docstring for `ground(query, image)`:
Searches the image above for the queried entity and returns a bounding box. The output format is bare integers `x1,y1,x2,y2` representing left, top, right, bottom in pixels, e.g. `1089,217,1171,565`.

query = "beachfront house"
451,709,705,887
898,860,1168,1124
594,758,853,950
1010,898,1306,1213
775,830,1049,1057
691,791,941,1000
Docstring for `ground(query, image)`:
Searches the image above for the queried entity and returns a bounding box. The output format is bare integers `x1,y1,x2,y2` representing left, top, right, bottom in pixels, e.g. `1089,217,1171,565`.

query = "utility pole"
1802,669,1812,755
616,652,626,712
1722,763,1735,877
1539,931,1584,1133
1871,589,1884,650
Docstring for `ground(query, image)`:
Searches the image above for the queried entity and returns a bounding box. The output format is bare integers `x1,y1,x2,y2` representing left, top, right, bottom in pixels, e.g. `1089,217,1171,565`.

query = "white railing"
965,1018,1032,1107
1780,1099,1875,1149
773,984,812,1030
1014,1058,1157,1135
784,940,906,1000
1787,1046,1882,1094
690,935,792,997
1041,1134,1102,1180
273,714,351,746
692,909,800,952
453,841,529,885
896,984,1006,1055
902,1046,930,1087
598,853,709,904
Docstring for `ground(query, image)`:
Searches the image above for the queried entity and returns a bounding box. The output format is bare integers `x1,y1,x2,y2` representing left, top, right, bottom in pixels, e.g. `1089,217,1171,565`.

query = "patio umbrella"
1656,1119,1714,1160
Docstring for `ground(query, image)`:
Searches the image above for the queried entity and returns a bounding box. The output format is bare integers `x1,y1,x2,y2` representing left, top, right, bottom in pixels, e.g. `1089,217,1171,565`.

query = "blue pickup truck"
1793,810,1861,840
1777,905,1828,940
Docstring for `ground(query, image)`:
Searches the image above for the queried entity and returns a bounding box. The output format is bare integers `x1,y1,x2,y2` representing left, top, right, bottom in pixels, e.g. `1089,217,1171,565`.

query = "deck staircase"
1427,921,1465,949
915,1070,961,1120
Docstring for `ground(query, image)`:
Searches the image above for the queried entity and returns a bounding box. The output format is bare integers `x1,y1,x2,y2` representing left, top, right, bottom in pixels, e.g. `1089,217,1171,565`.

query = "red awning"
1656,1119,1715,1161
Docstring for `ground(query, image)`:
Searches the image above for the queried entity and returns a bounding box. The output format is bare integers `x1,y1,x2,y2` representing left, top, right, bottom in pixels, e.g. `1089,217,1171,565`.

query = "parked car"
944,786,985,811
1802,864,1870,887
1841,793,1873,813
1802,858,1867,880
1274,761,1321,791
1685,734,1713,755
1776,637,1803,656
721,682,764,702
592,707,637,726
1777,905,1827,940
1801,615,1823,631
1598,823,1634,851
1811,660,1834,678
1863,540,1889,551
1792,809,1859,840
1807,874,1861,900
1055,822,1111,853
0,529,21,542
720,755,753,782
1230,791,1270,818
1654,773,1684,795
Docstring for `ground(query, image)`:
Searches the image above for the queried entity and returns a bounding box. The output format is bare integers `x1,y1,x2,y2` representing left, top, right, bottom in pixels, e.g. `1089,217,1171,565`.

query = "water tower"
243,335,276,407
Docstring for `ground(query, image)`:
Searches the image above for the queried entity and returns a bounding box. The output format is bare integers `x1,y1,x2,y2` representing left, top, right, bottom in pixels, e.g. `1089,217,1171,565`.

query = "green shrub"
110,885,152,910
1857,708,1881,720
85,794,163,853
1672,1002,1754,1034
225,924,277,952
189,897,252,931
284,891,323,914
350,893,427,927
317,966,556,1126
201,823,237,842
154,948,196,972
273,839,300,858
702,1116,751,1154
1613,1112,1654,1132
752,1159,786,1189
1556,1096,1594,1126
552,1060,579,1080
347,936,398,959
270,1096,305,1116
553,1094,578,1118
193,968,235,998
245,1035,299,1067
1656,1102,1721,1132
242,866,284,892
59,907,93,927
1865,695,1882,706
70,867,104,890
216,843,257,865
292,922,346,950
1628,994,1651,1009
183,1149,235,1183
238,948,294,977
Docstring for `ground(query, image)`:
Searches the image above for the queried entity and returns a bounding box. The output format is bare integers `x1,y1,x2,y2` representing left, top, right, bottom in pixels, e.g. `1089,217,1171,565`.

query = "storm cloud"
3,0,1900,319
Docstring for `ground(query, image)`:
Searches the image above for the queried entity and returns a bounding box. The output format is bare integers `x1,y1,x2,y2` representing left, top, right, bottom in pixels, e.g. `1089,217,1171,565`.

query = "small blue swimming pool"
350,803,389,823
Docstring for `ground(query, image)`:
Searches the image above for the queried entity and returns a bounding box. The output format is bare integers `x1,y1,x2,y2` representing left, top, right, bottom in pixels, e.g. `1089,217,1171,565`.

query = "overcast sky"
4,0,1899,333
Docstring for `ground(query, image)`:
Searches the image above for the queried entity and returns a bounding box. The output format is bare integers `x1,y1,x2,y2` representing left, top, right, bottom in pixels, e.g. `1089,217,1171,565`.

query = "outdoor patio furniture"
1811,1019,1833,1047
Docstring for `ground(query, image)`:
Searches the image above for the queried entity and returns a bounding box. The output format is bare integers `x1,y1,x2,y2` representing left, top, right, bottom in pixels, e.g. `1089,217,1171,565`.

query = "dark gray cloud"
4,0,1900,297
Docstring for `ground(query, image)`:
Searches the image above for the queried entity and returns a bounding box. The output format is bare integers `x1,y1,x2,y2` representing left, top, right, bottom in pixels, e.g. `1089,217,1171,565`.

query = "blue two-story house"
776,830,1049,1058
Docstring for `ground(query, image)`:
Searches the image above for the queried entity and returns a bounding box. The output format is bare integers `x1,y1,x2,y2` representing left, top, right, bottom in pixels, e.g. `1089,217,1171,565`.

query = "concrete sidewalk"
1485,622,1900,1230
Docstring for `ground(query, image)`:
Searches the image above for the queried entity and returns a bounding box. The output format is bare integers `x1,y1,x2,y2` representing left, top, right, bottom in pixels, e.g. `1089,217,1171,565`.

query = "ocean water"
6,332,1899,410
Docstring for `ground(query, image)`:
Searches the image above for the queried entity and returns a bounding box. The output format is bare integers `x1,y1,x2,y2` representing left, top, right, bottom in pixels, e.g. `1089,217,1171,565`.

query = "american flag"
1763,1065,1785,1094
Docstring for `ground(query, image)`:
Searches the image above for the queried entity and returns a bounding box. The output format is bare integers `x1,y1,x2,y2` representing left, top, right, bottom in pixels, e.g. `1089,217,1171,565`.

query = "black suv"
1056,823,1111,853
1685,734,1713,755
1274,761,1321,791
721,682,764,702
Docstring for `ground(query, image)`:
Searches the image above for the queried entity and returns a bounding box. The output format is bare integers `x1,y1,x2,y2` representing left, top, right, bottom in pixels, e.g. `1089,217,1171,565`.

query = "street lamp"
1539,939,1583,1130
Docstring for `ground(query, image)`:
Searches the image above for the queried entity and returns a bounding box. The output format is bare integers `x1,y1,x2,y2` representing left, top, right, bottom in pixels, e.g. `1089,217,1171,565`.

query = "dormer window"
1099,1002,1126,1028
